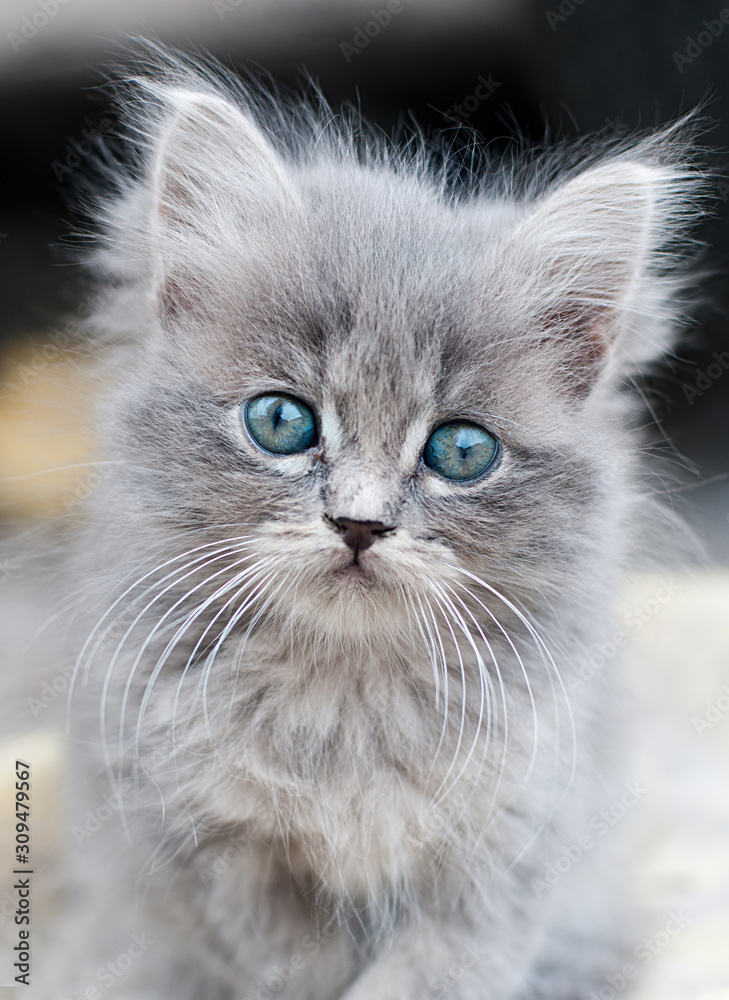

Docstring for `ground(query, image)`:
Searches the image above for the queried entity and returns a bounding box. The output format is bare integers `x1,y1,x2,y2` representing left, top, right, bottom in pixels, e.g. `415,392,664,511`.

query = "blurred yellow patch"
0,340,98,514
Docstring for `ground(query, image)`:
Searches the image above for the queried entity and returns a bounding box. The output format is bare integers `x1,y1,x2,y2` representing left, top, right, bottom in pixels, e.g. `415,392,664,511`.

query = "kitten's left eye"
423,421,499,481
244,394,317,455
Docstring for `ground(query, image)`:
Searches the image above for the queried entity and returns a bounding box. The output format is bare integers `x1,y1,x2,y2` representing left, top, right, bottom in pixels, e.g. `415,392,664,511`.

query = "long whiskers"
445,582,534,825
129,556,274,762
428,584,494,811
447,565,577,866
70,532,258,715
105,545,259,778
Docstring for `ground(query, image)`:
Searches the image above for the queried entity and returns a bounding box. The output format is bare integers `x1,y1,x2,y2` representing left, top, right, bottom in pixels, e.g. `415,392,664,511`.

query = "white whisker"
428,584,492,811
448,565,578,865
70,532,257,713
127,555,271,767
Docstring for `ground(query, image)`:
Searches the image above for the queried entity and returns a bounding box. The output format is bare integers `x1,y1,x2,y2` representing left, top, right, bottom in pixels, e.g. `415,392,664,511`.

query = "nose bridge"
325,458,399,525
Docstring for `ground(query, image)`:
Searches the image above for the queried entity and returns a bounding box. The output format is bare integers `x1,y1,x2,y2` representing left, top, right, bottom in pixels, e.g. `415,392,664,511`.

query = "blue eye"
423,421,499,481
244,394,317,455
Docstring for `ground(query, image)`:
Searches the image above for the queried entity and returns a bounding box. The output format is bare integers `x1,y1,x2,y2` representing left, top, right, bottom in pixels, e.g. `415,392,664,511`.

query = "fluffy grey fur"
21,48,709,1000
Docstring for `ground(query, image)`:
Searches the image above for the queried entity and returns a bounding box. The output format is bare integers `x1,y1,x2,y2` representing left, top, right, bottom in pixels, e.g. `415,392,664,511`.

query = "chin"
253,521,456,647
265,563,402,649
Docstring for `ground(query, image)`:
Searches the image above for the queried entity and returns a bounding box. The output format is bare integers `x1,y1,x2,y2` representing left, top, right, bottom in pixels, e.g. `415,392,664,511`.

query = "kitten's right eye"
423,421,499,481
244,394,318,455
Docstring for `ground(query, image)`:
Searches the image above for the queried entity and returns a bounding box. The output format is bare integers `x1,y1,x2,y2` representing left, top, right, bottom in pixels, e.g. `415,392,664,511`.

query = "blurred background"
1,4,729,998
0,0,728,552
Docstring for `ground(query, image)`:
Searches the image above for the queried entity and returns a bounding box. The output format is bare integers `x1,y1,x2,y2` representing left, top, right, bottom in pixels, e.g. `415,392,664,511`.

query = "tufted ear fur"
148,89,299,325
501,158,702,393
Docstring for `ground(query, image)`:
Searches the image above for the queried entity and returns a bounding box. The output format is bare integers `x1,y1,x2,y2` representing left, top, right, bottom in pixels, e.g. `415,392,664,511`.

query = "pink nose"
330,518,394,553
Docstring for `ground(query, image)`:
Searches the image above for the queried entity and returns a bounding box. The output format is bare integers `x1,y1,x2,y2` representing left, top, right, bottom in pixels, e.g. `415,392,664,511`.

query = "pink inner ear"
538,302,615,396
154,168,208,326
158,173,198,229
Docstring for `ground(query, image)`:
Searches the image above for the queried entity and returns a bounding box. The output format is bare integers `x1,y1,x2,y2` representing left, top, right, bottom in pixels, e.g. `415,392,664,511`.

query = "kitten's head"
91,66,705,651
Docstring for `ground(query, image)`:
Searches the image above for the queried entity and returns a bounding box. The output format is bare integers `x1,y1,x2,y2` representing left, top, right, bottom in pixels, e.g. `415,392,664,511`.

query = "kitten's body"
4,51,706,999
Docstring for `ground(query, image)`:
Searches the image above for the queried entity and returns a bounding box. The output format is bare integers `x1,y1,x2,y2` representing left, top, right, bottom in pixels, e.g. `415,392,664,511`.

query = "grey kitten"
24,49,707,1000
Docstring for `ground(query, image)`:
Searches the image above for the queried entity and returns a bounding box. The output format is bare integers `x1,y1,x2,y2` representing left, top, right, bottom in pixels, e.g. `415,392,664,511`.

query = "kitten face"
112,180,598,647
98,85,700,650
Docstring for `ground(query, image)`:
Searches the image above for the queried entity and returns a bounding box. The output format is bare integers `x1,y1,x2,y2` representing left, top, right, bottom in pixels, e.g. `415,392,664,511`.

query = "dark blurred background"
0,0,728,551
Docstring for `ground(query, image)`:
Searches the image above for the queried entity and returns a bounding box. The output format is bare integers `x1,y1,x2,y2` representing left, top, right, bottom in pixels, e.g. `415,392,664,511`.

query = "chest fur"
187,667,496,896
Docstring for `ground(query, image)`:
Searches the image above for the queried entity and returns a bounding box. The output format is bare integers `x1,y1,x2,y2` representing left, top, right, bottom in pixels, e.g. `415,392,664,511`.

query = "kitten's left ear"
147,88,299,323
504,157,702,391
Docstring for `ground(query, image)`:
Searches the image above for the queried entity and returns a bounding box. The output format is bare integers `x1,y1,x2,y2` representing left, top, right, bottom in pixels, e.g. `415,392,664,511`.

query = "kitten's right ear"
498,151,705,393
147,88,298,324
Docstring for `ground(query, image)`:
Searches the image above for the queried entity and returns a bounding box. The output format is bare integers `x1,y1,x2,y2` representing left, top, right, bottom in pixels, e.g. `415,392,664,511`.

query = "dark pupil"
245,394,316,455
423,421,497,480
